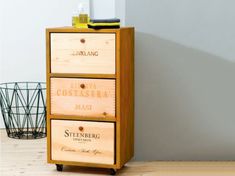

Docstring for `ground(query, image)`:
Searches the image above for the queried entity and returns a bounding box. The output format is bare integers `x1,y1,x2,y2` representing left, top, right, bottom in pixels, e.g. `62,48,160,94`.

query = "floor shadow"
62,165,111,175
134,32,235,161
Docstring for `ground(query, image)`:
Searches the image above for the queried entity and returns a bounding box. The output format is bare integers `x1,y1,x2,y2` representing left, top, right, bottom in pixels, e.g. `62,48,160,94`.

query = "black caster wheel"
56,164,63,172
110,168,117,175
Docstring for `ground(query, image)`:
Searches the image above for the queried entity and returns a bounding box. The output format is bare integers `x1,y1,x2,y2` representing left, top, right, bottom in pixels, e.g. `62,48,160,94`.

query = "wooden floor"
1,129,235,176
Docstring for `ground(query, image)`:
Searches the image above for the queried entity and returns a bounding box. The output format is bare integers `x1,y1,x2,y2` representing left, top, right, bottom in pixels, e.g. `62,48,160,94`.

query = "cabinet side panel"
46,29,52,163
119,28,135,166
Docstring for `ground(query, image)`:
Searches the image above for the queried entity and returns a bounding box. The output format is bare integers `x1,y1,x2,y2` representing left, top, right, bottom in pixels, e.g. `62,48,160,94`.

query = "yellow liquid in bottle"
78,14,89,28
72,16,79,28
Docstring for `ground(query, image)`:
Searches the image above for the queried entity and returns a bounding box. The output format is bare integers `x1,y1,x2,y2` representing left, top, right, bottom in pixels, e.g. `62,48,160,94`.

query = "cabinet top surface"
46,26,134,33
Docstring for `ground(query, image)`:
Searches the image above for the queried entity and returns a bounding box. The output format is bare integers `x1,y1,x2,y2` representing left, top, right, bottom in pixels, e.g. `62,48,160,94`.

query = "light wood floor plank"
1,129,235,175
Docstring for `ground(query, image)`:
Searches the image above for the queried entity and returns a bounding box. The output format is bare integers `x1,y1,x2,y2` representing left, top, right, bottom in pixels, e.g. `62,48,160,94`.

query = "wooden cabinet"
46,27,134,174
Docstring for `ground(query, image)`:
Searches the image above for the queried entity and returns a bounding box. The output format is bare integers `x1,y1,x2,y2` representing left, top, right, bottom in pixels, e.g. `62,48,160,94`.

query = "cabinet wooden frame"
46,27,134,170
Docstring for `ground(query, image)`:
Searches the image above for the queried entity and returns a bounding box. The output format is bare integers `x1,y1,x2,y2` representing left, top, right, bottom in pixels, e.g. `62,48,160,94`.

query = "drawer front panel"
50,33,115,74
51,120,115,164
50,78,115,117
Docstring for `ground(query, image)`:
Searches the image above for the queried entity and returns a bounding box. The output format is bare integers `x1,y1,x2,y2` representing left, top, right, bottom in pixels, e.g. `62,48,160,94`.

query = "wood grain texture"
47,117,116,169
46,29,52,165
50,33,115,74
50,78,115,118
51,120,115,165
118,27,135,168
115,29,121,168
50,73,116,79
1,130,235,176
46,27,131,33
49,114,116,122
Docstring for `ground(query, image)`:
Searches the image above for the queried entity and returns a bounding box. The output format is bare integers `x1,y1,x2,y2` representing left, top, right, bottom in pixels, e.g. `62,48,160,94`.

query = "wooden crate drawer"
50,78,115,117
50,33,115,74
51,120,115,164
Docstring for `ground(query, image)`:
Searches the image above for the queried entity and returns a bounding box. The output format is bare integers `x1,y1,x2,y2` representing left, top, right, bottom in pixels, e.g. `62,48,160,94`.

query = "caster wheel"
56,164,63,172
110,168,116,175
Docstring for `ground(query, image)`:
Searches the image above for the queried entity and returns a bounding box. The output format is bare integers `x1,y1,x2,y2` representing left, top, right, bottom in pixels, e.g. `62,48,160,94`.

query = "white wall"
115,0,125,26
91,0,115,19
0,0,3,83
127,0,235,62
0,0,5,129
124,0,235,160
0,0,115,128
